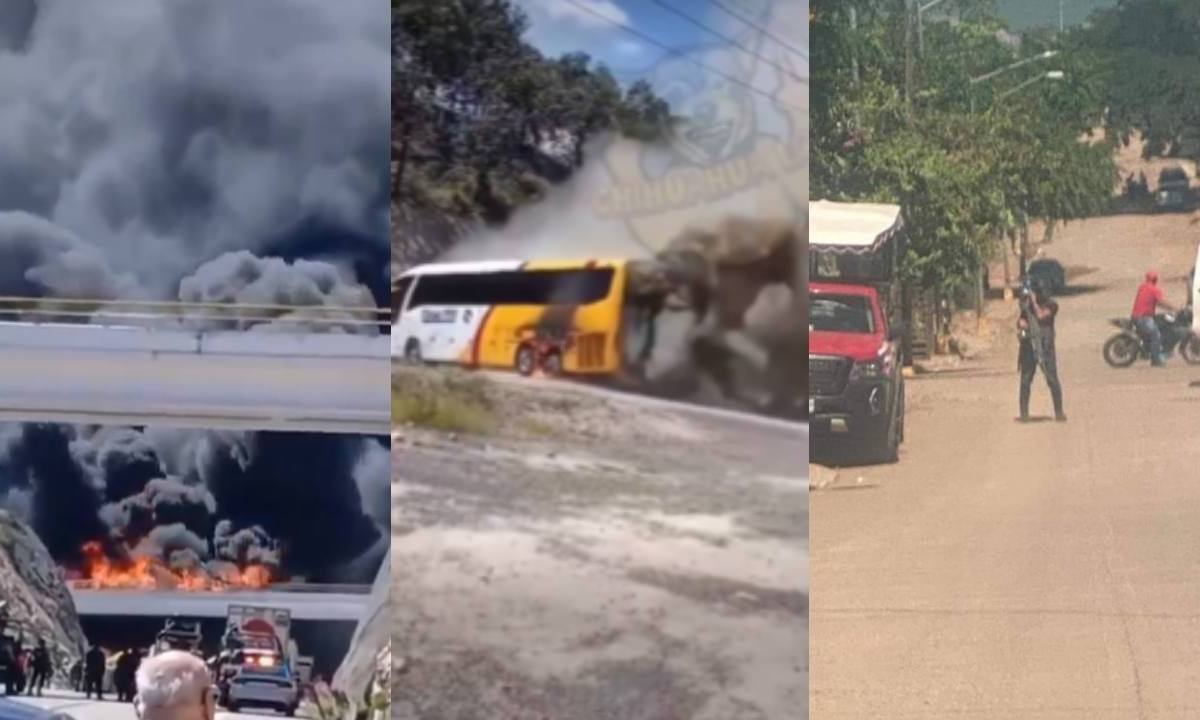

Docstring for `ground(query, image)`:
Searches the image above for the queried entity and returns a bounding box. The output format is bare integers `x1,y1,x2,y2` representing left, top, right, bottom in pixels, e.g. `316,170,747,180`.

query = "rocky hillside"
0,510,87,673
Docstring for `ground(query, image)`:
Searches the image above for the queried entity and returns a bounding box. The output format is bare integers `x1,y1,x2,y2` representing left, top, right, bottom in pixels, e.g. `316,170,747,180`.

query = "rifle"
1020,280,1047,371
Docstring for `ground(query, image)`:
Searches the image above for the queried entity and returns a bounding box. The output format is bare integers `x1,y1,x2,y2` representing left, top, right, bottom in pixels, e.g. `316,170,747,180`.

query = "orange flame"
73,541,272,592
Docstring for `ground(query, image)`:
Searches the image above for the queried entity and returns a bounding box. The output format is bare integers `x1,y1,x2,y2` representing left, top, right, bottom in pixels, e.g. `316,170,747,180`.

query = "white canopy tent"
810,200,904,254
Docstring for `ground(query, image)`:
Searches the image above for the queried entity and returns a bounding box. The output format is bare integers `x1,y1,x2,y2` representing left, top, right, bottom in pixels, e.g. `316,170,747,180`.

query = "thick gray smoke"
0,212,141,300
176,251,380,334
419,1,804,414
0,1,391,583
0,0,389,304
0,423,389,584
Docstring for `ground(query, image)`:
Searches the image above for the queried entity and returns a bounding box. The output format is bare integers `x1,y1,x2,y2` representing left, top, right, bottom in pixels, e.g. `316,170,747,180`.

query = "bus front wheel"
516,345,537,376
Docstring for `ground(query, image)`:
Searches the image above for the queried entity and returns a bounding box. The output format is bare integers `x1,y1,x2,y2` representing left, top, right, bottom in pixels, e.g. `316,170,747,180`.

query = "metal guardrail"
0,296,391,332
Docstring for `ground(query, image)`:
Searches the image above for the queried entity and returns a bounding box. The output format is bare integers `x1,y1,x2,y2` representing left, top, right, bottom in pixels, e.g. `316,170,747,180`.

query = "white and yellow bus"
391,259,637,376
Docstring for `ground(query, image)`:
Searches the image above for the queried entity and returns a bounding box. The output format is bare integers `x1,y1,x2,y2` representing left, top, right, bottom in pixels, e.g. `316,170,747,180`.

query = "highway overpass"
0,298,390,435
70,587,372,621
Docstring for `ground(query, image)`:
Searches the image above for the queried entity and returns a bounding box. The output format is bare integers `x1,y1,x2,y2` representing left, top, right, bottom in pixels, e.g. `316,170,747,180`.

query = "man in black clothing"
1018,278,1066,422
83,644,106,700
27,639,50,697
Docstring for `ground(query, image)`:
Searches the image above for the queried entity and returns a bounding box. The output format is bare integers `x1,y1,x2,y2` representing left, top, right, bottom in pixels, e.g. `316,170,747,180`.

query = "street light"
969,50,1059,87
965,57,1066,302
968,51,1061,113
995,70,1066,102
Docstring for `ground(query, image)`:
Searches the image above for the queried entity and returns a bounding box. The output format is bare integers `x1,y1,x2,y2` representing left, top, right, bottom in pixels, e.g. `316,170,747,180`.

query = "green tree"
392,0,675,233
1083,0,1200,159
812,0,1114,295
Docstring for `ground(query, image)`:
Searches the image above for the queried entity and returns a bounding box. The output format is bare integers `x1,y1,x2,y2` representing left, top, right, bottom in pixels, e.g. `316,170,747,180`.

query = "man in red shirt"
1132,269,1177,366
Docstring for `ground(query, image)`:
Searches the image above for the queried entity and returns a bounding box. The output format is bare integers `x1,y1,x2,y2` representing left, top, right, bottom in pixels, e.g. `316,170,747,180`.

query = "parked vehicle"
810,201,908,464
1026,258,1067,295
224,644,300,716
1154,166,1192,212
810,283,906,462
217,605,300,716
1103,308,1200,367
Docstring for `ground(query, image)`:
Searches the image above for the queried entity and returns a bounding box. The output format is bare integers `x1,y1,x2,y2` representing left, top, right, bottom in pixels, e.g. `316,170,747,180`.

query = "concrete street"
812,211,1200,718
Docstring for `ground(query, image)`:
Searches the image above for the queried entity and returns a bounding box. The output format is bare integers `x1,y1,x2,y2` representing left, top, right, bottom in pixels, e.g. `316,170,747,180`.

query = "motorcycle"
1103,307,1200,367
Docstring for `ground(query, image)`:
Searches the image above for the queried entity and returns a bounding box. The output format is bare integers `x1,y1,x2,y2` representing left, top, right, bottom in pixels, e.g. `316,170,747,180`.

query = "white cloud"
526,0,630,28
614,38,647,57
516,0,638,70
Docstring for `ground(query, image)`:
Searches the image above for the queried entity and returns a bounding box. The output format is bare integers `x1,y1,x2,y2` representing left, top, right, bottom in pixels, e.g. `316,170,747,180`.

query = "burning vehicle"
393,217,802,417
0,0,392,599
0,425,389,594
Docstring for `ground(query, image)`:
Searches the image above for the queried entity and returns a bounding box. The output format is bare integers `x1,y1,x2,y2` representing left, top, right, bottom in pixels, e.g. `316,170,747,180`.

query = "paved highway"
7,691,300,718
396,365,807,718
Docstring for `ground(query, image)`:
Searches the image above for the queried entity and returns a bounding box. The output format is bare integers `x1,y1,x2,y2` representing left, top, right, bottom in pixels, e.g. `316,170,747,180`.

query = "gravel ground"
393,367,808,720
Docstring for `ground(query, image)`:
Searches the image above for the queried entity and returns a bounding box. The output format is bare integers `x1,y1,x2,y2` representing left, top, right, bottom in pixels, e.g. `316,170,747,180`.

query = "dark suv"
1155,167,1192,212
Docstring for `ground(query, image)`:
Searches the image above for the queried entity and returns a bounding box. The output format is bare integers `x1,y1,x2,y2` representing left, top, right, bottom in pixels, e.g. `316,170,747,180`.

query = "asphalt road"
812,211,1200,719
7,690,290,718
395,367,808,720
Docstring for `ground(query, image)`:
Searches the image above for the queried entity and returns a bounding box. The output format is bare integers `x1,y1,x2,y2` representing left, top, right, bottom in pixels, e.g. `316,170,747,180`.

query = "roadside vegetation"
392,0,673,269
392,364,497,434
813,0,1198,309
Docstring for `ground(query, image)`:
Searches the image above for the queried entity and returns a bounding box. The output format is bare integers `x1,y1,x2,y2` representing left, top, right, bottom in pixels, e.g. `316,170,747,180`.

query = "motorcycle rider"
1018,277,1066,422
1132,269,1178,366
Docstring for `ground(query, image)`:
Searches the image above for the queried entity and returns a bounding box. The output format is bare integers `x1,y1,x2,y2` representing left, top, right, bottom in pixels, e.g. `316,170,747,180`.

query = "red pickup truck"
809,281,905,463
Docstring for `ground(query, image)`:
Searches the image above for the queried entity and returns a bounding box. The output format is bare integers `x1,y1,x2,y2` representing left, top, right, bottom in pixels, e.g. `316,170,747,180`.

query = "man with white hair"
133,650,216,720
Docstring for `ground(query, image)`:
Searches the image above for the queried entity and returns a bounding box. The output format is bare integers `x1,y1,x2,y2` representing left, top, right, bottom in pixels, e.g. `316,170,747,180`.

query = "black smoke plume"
0,0,390,585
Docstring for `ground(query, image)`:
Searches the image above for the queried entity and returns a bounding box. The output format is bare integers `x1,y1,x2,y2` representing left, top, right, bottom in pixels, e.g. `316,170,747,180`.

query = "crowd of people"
0,636,146,704
0,636,53,697
77,644,145,702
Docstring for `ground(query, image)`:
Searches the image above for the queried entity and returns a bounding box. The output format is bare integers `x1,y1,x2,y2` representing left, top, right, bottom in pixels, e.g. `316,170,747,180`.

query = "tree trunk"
1003,232,1012,290
976,263,986,332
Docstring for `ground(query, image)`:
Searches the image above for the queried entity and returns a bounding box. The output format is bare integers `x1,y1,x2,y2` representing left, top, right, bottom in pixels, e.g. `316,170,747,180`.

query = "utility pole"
904,0,915,107
849,6,859,83
1059,0,1065,33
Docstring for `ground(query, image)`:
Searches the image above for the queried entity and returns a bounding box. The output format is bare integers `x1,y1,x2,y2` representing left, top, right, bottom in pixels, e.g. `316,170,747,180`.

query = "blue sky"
513,0,806,87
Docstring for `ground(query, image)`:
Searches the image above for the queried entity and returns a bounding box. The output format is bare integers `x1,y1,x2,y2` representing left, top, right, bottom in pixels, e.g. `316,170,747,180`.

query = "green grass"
392,366,497,434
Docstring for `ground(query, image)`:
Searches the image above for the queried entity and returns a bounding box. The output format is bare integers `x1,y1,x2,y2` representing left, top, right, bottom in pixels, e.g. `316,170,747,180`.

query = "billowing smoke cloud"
0,211,142,301
0,1,391,582
0,424,388,585
0,0,389,305
176,251,381,334
416,1,805,414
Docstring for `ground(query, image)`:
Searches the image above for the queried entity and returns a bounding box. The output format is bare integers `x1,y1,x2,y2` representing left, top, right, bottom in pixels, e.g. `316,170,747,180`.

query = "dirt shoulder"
393,365,807,720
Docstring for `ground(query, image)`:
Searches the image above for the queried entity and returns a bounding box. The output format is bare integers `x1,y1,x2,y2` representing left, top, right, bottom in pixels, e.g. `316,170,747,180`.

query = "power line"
702,0,809,61
556,0,806,116
648,0,805,82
